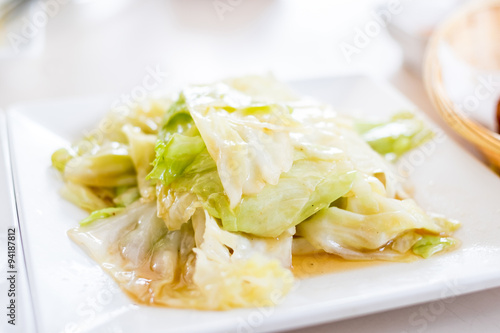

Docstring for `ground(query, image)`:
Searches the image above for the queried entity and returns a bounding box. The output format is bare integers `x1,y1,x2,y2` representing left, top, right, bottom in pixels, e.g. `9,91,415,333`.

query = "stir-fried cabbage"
53,75,460,310
355,111,434,162
68,202,293,309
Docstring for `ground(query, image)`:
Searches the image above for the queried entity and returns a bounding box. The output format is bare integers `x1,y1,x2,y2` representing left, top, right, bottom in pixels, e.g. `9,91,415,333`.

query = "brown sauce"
292,253,391,278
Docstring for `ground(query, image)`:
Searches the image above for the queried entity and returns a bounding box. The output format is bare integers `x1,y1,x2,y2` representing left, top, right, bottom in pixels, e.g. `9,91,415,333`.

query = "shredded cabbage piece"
355,111,434,162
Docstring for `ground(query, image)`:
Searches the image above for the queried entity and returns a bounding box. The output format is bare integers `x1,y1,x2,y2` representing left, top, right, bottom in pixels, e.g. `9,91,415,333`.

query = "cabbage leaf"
355,111,434,162
412,235,457,258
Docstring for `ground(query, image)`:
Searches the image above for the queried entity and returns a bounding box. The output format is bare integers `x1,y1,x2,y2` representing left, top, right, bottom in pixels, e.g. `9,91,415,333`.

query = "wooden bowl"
424,0,500,169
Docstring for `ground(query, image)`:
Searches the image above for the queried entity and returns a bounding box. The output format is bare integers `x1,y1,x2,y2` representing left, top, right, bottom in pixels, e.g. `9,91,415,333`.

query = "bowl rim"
423,0,500,163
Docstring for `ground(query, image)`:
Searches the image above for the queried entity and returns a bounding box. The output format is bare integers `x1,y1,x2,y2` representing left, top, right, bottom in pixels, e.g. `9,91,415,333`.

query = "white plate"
7,75,500,333
0,112,36,333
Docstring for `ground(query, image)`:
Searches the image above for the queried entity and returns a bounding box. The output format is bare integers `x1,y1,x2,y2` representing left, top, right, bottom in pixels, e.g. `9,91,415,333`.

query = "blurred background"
4,0,495,164
2,1,500,332
0,0,466,105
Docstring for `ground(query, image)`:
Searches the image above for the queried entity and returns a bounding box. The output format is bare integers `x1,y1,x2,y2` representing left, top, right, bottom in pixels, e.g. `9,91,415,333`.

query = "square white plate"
7,75,500,333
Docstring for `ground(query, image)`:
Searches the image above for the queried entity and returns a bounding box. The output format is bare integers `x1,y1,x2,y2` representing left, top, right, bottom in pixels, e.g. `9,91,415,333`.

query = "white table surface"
0,1,499,332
